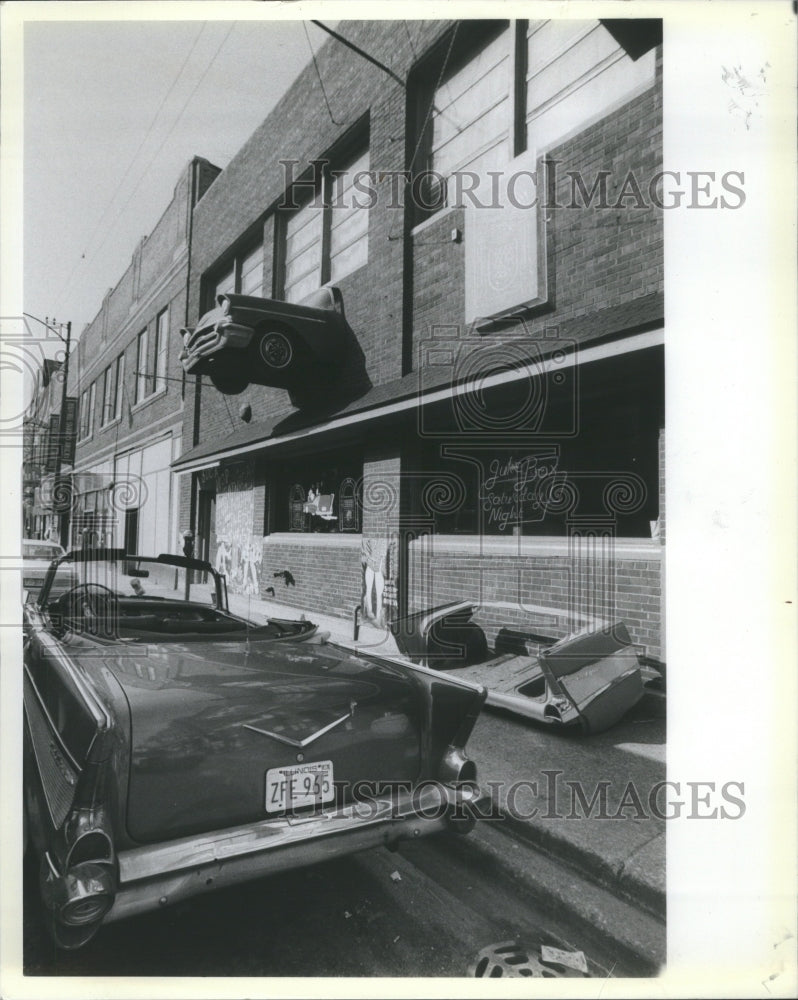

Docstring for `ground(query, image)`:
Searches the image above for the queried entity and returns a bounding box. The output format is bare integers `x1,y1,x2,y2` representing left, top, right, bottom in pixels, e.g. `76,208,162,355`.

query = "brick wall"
411,72,663,353
261,535,363,618
408,538,663,660
183,22,451,445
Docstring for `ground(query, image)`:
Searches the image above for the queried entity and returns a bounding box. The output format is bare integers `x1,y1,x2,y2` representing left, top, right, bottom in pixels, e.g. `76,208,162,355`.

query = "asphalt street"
23,820,641,979
22,698,665,979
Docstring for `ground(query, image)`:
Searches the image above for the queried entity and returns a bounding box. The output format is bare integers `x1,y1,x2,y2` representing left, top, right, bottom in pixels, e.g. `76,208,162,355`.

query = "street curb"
488,801,667,922
465,821,666,975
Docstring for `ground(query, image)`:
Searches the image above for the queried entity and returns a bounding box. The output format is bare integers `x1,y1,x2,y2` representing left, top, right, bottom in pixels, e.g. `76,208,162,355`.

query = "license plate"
265,760,334,813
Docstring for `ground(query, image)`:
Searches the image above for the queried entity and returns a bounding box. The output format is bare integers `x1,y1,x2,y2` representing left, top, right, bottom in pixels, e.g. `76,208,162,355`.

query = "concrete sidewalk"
227,590,666,928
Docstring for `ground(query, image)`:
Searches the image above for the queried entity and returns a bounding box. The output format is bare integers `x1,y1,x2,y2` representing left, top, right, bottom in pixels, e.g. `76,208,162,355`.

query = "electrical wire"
302,21,347,127
63,23,237,299
54,23,209,307
311,20,405,89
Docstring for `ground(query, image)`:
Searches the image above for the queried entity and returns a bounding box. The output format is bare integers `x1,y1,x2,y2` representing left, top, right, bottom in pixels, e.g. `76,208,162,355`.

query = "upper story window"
412,19,657,325
412,19,657,220
281,142,370,304
114,352,125,419
100,352,125,426
102,364,114,427
153,307,169,393
135,329,148,403
240,243,265,297
206,239,265,310
523,20,656,153
78,382,96,441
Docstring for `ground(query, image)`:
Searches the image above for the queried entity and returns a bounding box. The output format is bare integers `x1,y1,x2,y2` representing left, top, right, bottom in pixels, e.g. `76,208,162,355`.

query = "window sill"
131,384,168,413
410,204,459,238
100,416,122,433
265,532,363,547
408,535,662,559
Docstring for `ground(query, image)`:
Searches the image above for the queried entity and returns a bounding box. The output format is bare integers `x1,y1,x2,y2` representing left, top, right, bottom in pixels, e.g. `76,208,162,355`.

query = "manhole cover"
469,941,589,978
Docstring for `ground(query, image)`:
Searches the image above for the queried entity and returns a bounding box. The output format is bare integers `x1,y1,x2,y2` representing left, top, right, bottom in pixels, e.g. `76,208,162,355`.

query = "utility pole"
24,313,73,547
54,320,72,548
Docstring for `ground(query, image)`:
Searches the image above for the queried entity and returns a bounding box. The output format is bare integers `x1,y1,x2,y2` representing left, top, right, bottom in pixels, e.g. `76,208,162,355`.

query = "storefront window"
274,450,363,533
414,350,663,538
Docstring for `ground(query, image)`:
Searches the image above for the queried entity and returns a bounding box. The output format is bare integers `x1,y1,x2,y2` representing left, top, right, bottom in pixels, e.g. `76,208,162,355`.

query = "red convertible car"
23,549,485,949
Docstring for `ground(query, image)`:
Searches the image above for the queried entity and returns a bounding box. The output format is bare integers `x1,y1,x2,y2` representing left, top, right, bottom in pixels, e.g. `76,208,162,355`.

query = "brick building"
63,157,220,554
172,18,665,660
23,357,67,540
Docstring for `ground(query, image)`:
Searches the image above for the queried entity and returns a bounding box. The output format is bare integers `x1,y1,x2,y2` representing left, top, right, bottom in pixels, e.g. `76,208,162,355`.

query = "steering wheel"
58,582,119,636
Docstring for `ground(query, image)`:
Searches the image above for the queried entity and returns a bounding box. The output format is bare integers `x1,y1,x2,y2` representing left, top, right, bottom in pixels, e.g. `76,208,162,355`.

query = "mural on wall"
215,465,262,596
360,533,399,629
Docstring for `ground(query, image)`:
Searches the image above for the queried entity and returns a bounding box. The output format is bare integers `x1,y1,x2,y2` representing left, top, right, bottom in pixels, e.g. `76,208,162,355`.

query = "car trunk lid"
109,639,423,843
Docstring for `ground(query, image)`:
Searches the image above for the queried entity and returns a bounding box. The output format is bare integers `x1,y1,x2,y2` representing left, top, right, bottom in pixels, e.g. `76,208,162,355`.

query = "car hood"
105,638,424,843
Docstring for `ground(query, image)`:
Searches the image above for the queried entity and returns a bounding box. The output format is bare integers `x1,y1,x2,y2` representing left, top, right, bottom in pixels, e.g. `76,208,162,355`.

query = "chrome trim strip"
243,712,352,749
243,703,356,747
23,665,83,774
38,632,112,734
117,783,479,885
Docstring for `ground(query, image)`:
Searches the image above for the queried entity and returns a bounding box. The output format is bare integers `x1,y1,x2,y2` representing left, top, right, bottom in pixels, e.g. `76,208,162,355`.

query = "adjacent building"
33,18,665,661
63,157,220,554
172,18,665,659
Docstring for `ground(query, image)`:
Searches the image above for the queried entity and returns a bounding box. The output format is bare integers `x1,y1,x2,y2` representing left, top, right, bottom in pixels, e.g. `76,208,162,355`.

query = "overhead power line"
54,22,209,307
56,22,236,317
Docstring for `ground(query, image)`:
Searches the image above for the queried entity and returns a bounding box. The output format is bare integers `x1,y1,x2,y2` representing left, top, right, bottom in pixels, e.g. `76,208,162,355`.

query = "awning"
172,294,663,474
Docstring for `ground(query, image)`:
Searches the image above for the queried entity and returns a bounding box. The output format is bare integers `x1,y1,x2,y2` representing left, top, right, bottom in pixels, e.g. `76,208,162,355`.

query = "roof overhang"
172,326,663,475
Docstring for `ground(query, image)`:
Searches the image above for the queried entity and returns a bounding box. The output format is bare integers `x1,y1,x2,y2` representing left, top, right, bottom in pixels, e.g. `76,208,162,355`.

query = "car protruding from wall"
180,287,356,407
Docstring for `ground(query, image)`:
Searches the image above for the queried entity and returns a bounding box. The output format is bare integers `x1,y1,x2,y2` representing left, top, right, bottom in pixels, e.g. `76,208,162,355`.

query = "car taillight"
57,864,115,926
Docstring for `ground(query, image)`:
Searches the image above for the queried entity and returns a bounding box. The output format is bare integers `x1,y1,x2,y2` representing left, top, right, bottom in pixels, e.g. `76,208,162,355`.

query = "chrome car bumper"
107,782,481,924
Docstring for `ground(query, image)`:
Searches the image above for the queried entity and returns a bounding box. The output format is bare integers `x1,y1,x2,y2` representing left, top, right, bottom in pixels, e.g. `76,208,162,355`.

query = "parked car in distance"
23,548,486,949
22,539,72,599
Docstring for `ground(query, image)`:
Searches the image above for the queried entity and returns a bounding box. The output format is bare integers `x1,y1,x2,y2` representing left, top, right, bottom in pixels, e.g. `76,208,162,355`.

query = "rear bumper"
107,782,480,924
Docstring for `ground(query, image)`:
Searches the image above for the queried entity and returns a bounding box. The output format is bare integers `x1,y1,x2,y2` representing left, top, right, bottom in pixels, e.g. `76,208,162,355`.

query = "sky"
20,13,336,347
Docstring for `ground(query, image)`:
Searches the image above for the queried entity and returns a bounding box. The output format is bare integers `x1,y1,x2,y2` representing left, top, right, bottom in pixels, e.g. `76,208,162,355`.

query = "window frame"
101,363,114,426
78,389,89,441
135,328,149,403
86,382,96,438
410,18,657,223
114,352,125,420
409,20,514,223
153,307,169,394
277,125,370,303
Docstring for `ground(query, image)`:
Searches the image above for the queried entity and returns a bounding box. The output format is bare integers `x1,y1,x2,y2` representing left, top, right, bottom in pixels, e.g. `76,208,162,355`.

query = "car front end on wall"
23,549,486,949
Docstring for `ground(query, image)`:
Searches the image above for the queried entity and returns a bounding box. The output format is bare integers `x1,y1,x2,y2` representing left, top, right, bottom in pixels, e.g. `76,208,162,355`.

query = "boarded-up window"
526,20,655,152
329,149,370,284
240,243,264,297
284,200,324,304
432,27,511,181
282,139,370,303
214,265,235,302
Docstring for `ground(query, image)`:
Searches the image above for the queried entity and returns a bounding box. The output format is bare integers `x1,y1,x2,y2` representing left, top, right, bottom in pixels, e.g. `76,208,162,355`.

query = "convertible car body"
393,601,663,734
23,549,485,948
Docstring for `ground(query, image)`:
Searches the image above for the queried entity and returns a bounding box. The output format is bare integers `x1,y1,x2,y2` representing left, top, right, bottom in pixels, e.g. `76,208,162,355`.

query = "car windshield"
40,550,225,612
23,542,64,560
